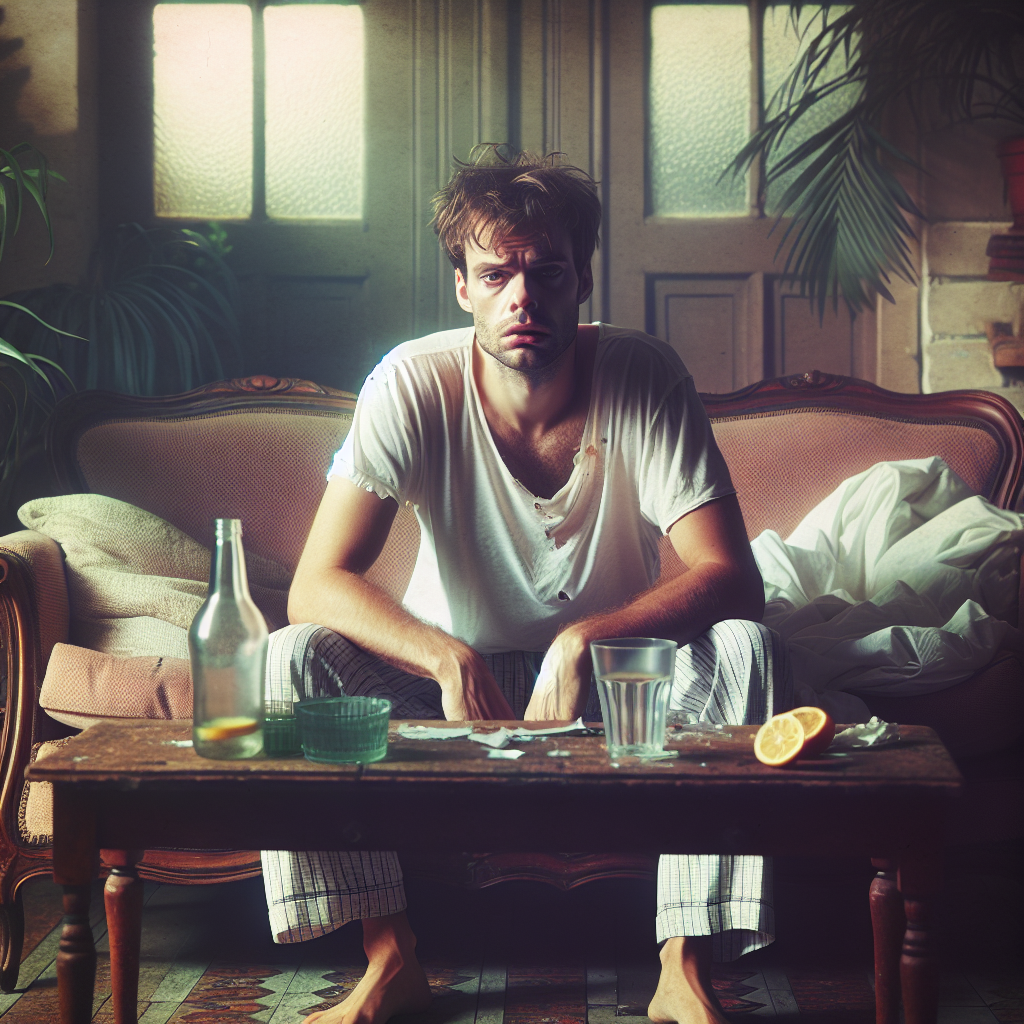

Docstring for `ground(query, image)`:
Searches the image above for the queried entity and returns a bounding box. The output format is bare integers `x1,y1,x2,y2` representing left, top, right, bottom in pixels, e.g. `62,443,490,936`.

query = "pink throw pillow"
40,643,192,730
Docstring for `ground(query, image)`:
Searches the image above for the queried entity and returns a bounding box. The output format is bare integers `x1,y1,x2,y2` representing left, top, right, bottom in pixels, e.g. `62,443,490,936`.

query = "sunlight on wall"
264,5,364,219
649,5,750,216
4,0,79,136
763,5,856,214
153,4,253,219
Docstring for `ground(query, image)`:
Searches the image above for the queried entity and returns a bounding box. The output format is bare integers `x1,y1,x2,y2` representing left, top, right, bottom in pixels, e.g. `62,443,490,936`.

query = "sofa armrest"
0,530,70,740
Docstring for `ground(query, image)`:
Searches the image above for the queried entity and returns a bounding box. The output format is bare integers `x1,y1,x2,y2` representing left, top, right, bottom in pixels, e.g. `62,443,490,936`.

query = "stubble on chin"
474,314,578,384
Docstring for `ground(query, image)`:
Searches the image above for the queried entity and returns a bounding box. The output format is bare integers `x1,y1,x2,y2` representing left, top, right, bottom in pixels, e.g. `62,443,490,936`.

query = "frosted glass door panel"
265,5,364,220
763,5,856,213
153,4,253,219
649,5,750,216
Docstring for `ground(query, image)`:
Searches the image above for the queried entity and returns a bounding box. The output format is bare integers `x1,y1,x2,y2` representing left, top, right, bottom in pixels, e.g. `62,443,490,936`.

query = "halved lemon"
754,713,805,767
790,706,836,757
195,716,259,742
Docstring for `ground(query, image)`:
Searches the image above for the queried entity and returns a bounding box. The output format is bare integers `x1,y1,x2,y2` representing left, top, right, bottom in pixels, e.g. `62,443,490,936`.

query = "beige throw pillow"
19,494,290,660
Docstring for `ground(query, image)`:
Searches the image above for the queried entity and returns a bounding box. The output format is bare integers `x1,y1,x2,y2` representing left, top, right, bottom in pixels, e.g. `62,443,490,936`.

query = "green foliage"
0,223,242,395
0,144,75,514
728,0,1024,316
0,142,62,264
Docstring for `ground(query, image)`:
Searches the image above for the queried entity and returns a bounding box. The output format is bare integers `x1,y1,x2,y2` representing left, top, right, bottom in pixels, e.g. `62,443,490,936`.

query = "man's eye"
481,272,504,283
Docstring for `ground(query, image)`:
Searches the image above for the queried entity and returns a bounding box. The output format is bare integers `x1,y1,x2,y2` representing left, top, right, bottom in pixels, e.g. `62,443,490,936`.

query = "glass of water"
590,638,678,759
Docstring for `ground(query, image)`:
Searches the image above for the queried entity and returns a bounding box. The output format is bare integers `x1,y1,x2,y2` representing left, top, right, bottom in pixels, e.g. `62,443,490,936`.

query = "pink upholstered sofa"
0,370,1021,994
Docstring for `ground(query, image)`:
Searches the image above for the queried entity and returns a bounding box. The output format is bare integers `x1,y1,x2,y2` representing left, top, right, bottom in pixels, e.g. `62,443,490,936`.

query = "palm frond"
727,0,1023,313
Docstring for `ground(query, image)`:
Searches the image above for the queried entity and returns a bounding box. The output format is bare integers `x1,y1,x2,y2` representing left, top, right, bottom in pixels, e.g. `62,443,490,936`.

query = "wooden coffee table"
28,719,962,1024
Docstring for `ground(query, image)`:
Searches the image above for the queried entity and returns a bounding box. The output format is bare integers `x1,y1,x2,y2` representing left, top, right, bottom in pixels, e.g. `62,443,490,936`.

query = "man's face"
455,227,593,376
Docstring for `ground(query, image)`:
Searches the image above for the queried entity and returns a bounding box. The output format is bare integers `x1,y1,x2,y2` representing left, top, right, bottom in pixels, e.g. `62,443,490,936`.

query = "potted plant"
0,143,79,519
0,221,242,396
729,0,1024,315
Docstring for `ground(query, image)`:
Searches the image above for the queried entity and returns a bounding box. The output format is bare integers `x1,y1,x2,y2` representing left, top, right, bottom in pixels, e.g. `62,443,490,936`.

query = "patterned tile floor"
1,843,1020,1024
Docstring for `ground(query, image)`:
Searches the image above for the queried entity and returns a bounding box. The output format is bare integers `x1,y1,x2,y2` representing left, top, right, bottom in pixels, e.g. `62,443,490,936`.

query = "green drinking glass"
296,696,392,764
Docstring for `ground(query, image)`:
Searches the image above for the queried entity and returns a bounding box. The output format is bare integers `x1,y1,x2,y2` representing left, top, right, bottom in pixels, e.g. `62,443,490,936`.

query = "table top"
33,720,963,858
30,719,962,790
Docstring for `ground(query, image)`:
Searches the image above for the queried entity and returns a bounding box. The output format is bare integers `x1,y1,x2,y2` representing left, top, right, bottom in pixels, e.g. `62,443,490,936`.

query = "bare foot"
302,912,432,1024
647,936,730,1024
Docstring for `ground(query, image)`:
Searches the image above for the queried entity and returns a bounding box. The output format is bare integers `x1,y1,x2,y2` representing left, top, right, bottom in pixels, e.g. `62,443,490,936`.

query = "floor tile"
936,1007,1001,1024
585,965,616,1007
940,973,989,1007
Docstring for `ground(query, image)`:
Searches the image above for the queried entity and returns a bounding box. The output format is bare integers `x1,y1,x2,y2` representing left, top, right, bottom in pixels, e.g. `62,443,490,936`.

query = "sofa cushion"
71,408,352,575
711,411,1004,541
18,494,290,660
40,643,192,730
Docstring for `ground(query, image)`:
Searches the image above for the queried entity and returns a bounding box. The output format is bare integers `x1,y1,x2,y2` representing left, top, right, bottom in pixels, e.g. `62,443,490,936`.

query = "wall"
0,0,96,295
2,1,1019,403
919,119,1022,414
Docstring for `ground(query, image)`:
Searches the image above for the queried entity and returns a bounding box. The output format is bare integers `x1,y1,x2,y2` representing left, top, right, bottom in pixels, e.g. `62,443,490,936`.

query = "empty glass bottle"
189,518,267,759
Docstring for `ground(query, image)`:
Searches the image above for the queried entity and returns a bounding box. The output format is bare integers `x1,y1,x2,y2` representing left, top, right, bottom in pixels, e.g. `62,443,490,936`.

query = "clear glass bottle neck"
210,519,249,597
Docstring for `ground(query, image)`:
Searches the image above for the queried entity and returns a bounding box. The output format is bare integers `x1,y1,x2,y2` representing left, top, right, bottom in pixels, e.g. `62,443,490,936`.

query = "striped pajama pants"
261,620,790,962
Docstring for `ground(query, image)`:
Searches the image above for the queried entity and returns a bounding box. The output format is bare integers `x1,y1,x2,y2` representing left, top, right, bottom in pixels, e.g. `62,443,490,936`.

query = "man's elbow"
287,569,319,625
722,560,764,624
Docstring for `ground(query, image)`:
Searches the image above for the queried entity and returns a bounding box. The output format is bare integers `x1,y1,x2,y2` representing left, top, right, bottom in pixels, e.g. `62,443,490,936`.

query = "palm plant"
0,143,79,513
728,0,1024,316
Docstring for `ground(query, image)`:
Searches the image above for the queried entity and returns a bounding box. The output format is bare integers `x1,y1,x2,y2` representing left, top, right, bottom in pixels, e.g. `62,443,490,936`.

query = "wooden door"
601,0,876,393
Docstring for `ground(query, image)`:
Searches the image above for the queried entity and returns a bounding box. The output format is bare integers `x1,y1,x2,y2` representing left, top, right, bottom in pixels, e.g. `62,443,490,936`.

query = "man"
262,149,789,1024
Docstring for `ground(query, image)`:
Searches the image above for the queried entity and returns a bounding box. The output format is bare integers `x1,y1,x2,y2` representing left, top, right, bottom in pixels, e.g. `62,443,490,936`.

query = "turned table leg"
58,885,96,1024
102,849,144,1024
898,855,943,1024
870,856,905,1024
52,784,99,1024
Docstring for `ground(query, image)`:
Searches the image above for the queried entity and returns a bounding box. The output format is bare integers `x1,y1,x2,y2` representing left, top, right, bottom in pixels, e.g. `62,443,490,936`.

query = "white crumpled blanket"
751,458,1024,722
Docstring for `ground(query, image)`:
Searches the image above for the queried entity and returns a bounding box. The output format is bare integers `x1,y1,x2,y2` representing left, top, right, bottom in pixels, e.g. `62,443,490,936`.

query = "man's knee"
704,618,776,653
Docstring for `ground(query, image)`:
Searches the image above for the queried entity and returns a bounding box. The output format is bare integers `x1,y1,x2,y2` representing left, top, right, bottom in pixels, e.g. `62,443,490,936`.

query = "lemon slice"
196,717,259,742
754,713,805,766
790,706,836,757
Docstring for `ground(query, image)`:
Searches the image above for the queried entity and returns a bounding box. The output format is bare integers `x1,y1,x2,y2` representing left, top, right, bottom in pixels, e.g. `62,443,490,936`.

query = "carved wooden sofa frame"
0,370,1021,1000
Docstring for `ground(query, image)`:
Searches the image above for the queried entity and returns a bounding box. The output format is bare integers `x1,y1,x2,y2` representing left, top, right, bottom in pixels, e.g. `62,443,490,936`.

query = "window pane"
649,5,750,216
153,4,253,219
763,5,856,214
264,4,364,220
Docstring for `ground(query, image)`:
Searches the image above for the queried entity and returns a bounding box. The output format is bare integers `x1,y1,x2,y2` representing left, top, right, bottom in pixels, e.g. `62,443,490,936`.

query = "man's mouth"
504,323,551,342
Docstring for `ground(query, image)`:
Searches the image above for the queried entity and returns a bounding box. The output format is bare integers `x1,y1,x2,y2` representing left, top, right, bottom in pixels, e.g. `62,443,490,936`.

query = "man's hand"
524,627,591,722
436,643,515,722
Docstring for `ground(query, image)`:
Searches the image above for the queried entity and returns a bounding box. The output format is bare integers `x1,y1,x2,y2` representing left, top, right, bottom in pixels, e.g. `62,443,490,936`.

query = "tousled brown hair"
431,144,601,276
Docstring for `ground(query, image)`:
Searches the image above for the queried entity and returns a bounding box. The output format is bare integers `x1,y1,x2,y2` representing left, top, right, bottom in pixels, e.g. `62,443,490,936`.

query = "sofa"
0,369,1021,997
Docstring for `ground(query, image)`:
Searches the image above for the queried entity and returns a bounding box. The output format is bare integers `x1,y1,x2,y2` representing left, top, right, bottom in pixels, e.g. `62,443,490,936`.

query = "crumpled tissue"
396,718,589,747
396,724,472,740
469,728,514,749
829,717,900,750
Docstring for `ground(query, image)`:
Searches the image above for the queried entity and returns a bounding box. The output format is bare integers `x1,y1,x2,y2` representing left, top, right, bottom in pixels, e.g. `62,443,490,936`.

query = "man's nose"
509,272,538,314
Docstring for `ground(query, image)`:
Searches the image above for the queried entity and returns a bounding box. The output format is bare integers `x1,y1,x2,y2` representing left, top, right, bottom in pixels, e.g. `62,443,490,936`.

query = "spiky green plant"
728,0,1024,316
0,143,79,513
0,222,242,396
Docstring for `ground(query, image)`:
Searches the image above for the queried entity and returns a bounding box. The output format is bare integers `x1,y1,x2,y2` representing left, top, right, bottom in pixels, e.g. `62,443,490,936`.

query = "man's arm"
523,493,763,721
289,476,514,721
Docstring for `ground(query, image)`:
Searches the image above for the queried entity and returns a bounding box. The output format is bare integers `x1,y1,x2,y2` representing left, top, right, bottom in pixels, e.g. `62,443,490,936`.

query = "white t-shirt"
329,323,735,653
